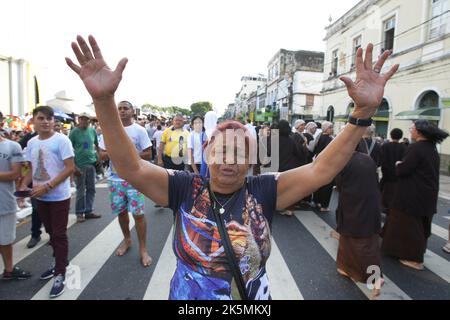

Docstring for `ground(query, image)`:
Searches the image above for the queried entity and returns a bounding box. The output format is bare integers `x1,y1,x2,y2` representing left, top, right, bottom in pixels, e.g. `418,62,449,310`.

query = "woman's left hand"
340,43,399,119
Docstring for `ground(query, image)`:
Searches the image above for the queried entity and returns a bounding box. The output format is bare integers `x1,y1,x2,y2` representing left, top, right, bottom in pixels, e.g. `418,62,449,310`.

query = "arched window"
418,91,439,109
327,106,334,122
346,102,355,115
379,98,389,111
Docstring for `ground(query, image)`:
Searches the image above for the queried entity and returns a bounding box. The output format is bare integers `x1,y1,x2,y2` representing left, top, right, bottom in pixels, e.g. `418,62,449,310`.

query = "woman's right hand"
66,35,128,102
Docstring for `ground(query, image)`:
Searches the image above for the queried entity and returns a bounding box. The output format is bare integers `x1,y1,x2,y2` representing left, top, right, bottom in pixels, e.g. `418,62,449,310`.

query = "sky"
1,0,361,115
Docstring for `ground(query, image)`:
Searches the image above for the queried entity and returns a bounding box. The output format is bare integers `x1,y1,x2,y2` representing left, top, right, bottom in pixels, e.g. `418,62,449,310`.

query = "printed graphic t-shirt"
25,133,74,202
99,123,152,182
0,139,25,215
168,170,278,300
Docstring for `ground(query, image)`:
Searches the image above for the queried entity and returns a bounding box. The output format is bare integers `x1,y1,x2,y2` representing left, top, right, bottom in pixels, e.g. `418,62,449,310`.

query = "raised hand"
66,35,128,101
340,43,399,119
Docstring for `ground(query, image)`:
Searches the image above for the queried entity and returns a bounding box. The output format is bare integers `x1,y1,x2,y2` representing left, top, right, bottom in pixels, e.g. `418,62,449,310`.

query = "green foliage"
190,101,213,117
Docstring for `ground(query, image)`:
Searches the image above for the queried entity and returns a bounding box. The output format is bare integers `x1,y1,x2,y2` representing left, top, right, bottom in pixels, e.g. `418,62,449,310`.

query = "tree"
166,106,192,116
190,101,213,116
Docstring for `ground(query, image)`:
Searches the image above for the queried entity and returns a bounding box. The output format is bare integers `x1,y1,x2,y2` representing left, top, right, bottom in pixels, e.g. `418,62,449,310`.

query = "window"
352,36,362,68
306,95,314,107
383,16,395,52
430,0,449,39
331,49,339,76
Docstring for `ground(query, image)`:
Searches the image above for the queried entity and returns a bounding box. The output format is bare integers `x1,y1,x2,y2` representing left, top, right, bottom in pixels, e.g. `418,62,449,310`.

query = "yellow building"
322,0,450,169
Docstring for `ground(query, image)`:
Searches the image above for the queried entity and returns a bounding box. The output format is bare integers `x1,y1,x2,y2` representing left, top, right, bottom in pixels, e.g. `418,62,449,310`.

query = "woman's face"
193,118,203,133
206,132,250,189
410,124,420,141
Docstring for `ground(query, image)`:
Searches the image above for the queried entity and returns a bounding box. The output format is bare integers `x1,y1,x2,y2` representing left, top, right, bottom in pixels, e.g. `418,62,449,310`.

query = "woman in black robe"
313,121,334,212
382,120,449,270
335,140,383,297
277,120,307,216
380,128,407,215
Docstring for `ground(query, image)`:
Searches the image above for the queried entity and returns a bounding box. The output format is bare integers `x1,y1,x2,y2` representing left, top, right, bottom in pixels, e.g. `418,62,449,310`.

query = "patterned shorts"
108,180,145,216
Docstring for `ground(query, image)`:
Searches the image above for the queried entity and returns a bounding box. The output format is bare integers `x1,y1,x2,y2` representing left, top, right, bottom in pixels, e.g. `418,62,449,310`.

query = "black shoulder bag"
207,184,249,300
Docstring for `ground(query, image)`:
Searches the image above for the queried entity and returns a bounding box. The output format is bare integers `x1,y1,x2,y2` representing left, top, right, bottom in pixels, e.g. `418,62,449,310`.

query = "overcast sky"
2,0,361,114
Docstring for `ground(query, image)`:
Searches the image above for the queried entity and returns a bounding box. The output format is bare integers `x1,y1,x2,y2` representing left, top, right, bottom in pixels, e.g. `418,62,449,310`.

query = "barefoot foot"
116,239,132,256
140,251,153,267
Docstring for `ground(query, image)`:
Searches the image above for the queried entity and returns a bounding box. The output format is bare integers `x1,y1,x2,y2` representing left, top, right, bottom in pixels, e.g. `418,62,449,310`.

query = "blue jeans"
75,164,96,215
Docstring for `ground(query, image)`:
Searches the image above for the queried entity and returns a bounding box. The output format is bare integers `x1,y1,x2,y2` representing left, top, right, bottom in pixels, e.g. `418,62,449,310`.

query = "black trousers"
314,182,334,208
163,155,185,171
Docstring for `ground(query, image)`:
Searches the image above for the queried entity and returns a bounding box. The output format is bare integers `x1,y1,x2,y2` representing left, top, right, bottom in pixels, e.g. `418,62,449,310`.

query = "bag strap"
207,184,248,300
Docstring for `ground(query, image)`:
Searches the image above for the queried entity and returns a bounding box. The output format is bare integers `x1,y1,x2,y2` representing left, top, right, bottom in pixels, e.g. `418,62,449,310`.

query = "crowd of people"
1,35,449,301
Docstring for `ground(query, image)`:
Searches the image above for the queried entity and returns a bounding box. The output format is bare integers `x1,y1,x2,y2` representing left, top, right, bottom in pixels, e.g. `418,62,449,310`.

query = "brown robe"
335,152,382,282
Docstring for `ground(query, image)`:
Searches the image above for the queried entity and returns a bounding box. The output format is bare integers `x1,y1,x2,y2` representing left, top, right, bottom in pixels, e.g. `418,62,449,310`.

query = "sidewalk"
440,174,450,200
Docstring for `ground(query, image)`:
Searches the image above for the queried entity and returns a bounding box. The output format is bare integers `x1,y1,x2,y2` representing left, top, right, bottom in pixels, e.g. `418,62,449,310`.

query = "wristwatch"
347,116,373,127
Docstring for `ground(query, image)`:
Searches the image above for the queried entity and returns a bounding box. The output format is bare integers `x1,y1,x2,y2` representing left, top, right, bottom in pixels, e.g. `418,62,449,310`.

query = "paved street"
1,181,449,300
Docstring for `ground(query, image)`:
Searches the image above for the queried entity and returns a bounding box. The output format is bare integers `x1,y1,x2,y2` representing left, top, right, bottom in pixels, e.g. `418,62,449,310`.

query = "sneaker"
27,236,41,249
84,213,101,219
443,243,450,254
40,265,55,280
49,274,65,298
76,215,86,223
2,266,32,280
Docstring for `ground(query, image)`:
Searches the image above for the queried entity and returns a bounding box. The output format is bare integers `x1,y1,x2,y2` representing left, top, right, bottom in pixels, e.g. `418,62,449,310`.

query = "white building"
234,74,267,121
266,49,324,125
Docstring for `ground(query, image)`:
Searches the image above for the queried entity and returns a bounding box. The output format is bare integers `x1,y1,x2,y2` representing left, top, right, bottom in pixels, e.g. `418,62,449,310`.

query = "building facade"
0,55,40,116
234,74,267,121
322,0,450,168
266,49,324,125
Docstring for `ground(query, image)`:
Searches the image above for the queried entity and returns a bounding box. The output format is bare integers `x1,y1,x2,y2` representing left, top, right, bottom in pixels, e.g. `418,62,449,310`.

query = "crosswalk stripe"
0,215,77,271
143,227,176,300
432,223,449,240
424,250,450,283
31,213,135,300
267,239,304,300
143,227,304,300
294,211,411,300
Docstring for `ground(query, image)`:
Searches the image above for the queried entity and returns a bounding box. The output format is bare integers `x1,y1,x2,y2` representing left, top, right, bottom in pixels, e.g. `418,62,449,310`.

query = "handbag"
207,184,249,300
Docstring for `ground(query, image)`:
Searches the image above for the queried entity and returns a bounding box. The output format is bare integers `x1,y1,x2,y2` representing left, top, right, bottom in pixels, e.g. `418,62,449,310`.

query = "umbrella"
53,109,73,120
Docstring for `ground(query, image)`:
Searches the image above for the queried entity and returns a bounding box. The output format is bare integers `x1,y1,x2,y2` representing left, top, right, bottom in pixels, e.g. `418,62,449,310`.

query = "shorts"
0,213,17,245
108,180,145,216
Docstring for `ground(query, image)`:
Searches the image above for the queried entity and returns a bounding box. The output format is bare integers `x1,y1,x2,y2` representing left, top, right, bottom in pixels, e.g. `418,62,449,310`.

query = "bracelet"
46,182,55,190
347,116,373,127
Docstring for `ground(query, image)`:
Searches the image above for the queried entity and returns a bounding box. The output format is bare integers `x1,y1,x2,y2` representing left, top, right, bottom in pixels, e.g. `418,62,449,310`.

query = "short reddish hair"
206,120,257,164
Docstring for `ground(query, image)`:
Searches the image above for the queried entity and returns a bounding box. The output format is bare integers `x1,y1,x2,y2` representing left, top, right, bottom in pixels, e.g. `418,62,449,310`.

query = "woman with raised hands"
66,35,398,300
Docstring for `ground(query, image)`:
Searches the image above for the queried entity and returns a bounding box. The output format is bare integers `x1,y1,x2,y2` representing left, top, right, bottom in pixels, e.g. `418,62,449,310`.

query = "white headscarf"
204,111,218,140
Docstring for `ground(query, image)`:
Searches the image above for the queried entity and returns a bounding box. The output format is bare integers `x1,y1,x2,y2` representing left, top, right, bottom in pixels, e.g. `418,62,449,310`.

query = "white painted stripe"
424,250,450,283
438,192,450,201
31,214,135,300
95,183,109,189
444,216,450,221
0,215,77,271
143,227,176,300
432,223,449,240
267,239,304,300
294,211,411,300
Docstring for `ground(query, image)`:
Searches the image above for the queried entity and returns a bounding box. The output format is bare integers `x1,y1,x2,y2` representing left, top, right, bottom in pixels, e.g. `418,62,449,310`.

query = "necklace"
210,189,239,215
